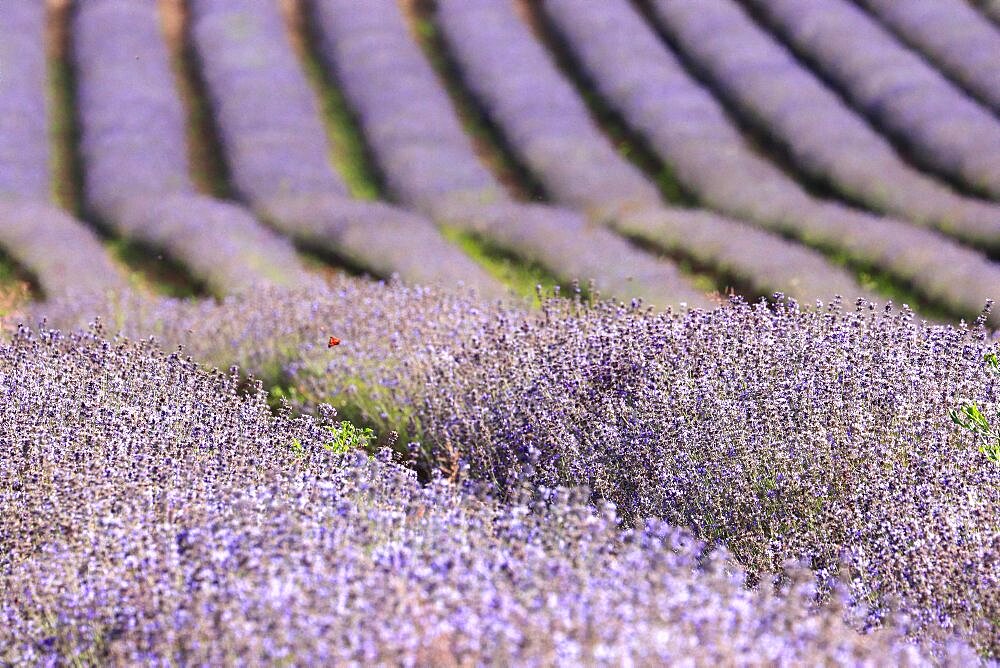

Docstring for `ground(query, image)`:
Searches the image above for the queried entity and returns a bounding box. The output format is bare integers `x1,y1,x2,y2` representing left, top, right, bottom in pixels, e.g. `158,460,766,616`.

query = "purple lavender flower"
0,311,972,663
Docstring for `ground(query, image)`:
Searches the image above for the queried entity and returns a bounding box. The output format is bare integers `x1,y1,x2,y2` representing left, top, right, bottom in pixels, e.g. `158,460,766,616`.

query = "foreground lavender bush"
36,282,1000,657
0,322,951,664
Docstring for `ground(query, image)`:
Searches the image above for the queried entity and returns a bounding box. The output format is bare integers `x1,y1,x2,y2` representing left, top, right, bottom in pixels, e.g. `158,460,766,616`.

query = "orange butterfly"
328,336,341,348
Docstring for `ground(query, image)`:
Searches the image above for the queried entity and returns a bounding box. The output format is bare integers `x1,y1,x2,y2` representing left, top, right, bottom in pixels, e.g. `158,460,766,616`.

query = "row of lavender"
747,0,1000,200
72,0,309,296
3,311,956,663
536,0,1000,327
30,279,998,659
859,0,1000,114
186,0,502,294
299,0,712,309
0,4,125,297
430,0,869,306
6,0,1000,315
645,0,1000,251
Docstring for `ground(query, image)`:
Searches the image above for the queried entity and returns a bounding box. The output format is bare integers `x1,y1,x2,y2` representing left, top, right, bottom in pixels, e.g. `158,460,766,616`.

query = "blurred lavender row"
434,0,663,220
859,0,1000,115
0,3,125,297
307,0,712,310
746,0,1000,200
2,318,949,663
0,3,50,201
186,0,502,296
541,0,1000,326
434,0,868,306
72,0,307,295
648,0,1000,253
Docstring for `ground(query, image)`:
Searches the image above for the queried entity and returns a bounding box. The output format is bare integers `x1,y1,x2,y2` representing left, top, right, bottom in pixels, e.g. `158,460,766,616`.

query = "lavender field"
2,0,1000,664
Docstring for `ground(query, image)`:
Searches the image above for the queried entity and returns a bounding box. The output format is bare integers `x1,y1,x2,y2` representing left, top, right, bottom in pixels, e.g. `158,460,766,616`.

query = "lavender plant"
2,319,957,664
0,3,126,298
72,0,308,295
646,0,1000,252
540,0,1000,327
746,0,1000,200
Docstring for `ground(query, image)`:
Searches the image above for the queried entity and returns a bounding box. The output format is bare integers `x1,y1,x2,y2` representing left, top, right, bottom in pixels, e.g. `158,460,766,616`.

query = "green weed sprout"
323,421,376,454
287,421,377,459
950,351,1000,464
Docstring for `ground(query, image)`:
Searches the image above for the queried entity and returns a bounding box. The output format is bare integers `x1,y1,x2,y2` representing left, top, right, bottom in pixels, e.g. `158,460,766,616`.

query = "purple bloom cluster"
72,0,306,295
308,0,712,310
2,316,956,664
540,0,1000,327
860,0,1000,115
186,0,503,295
648,0,1000,253
0,3,125,298
282,290,1000,656
433,0,868,306
747,0,1000,200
